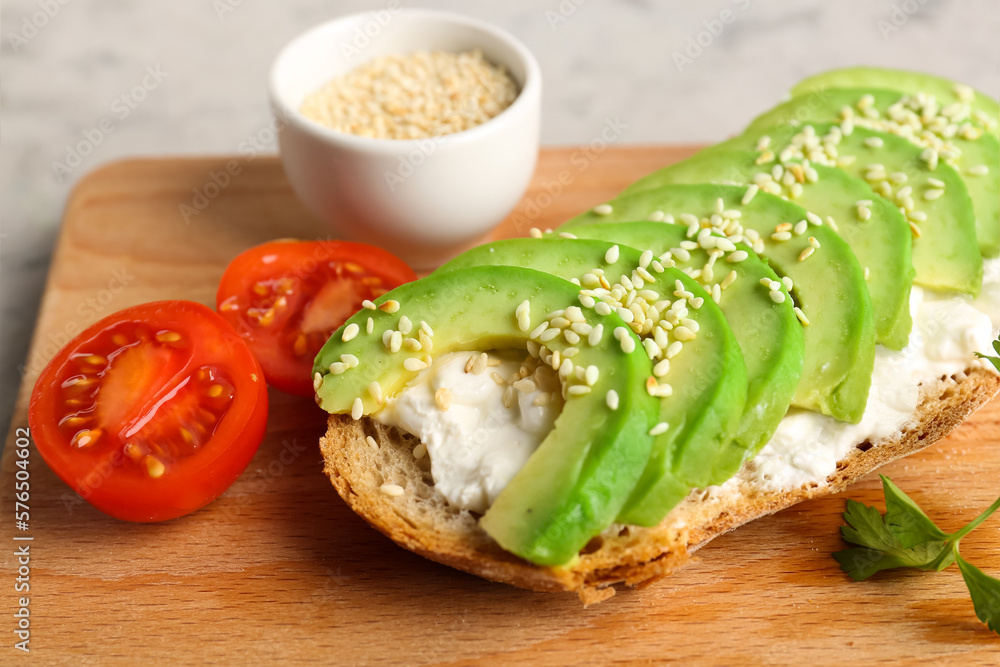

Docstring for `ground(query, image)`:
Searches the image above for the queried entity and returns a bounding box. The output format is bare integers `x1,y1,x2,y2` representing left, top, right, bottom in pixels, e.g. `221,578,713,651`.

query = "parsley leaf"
957,553,1000,633
975,338,1000,372
881,475,948,548
834,476,1000,634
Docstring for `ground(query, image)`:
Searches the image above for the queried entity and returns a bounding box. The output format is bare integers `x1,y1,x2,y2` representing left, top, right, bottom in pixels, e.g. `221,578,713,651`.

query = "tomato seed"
156,331,182,344
71,429,101,449
144,455,166,479
252,282,270,296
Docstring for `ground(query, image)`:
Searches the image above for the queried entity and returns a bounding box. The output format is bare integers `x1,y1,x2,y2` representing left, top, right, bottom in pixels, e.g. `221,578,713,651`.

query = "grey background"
2,0,999,436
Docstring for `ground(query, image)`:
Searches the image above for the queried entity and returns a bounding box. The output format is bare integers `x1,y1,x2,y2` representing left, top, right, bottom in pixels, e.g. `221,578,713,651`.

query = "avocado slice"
313,265,661,566
624,147,914,349
788,67,999,138
437,238,749,526
563,183,876,424
745,88,1000,258
710,122,983,295
554,223,804,474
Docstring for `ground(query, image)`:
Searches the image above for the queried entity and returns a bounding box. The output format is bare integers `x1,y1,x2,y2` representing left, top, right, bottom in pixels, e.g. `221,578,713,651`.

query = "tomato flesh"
29,300,268,522
217,240,417,395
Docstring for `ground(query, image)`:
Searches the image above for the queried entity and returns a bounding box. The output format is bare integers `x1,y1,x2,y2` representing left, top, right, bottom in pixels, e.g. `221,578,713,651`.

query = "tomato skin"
216,240,417,396
28,300,268,522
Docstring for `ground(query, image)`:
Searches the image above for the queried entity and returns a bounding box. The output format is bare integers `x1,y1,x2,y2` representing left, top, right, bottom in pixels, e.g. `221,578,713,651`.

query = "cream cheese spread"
375,351,560,513
378,259,1000,511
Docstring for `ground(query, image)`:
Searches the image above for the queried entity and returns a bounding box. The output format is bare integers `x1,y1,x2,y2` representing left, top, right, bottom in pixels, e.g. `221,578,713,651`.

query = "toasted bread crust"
319,367,999,603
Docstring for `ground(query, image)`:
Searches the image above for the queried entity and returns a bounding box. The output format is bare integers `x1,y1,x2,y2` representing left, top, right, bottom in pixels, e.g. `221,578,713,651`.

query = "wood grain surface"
3,147,999,665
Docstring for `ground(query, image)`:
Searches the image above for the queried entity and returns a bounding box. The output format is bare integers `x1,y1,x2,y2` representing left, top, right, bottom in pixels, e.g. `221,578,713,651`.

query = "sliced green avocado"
745,88,1000,258
437,238,749,526
624,147,914,349
788,67,1000,138
555,223,804,476
711,122,983,295
564,183,876,424
314,265,660,566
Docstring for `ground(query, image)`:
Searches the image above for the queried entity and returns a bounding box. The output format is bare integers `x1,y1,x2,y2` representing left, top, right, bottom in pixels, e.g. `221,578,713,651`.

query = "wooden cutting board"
3,147,999,665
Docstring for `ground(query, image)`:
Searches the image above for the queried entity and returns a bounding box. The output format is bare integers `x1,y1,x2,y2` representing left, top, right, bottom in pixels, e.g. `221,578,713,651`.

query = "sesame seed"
328,362,347,375
351,397,364,420
727,249,750,264
927,177,946,188
771,231,792,242
380,300,400,313
648,210,666,222
559,359,575,377
491,371,506,385
397,316,412,335
594,204,613,216
366,317,374,334
342,323,360,342
533,394,550,407
808,236,820,249
595,302,612,316
605,389,619,410
379,484,404,497
794,220,809,236
529,322,549,339
389,331,402,353
579,294,596,308
864,136,884,149
564,329,581,345
568,385,592,397
968,164,990,176
923,188,945,201
909,221,923,237
620,335,636,354
711,283,721,303
529,227,543,239
864,267,871,280
741,184,759,205
369,381,383,404
517,313,531,332
362,300,377,310
539,328,561,342
921,147,939,170
721,271,737,290
768,280,782,291
649,422,670,437
403,357,427,372
690,296,704,309
473,353,489,375
588,324,604,346
413,443,427,459
559,232,578,239
798,247,815,261
605,245,620,264
794,307,810,326
513,378,536,394
673,326,696,341
666,341,683,358
313,372,322,392
769,290,786,304
856,205,872,222
562,347,579,358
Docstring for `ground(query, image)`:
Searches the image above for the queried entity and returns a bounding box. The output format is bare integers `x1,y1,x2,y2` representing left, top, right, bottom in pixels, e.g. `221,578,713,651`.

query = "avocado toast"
315,67,1000,603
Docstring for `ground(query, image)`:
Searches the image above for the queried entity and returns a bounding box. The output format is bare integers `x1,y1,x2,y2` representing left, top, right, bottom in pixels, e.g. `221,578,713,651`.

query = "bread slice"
319,366,1000,604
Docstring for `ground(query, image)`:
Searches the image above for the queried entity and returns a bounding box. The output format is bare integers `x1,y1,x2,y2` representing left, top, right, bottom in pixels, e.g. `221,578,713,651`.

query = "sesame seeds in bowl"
269,10,542,270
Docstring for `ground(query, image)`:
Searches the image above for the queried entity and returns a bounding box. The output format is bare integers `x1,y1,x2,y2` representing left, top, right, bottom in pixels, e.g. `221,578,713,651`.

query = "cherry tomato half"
216,240,417,396
28,300,268,522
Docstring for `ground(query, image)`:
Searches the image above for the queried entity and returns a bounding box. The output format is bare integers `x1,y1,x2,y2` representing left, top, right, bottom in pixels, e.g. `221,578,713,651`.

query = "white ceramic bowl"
269,9,542,269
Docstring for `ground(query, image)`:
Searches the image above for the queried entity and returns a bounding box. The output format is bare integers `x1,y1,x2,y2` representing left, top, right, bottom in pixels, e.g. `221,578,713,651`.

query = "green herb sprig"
975,338,1000,372
834,476,1000,634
